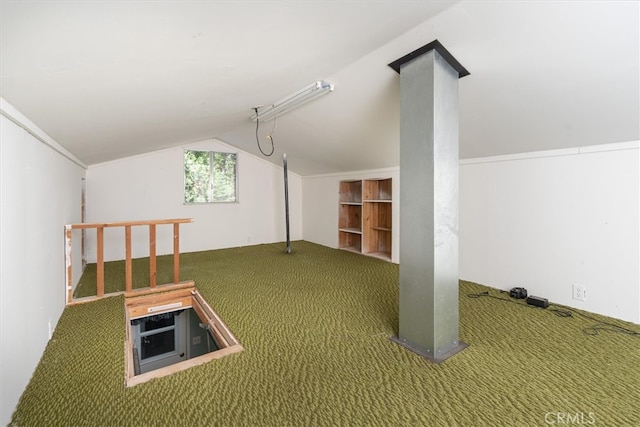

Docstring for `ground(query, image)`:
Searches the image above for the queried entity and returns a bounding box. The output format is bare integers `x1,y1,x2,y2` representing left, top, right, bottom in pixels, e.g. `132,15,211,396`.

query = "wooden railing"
65,218,193,305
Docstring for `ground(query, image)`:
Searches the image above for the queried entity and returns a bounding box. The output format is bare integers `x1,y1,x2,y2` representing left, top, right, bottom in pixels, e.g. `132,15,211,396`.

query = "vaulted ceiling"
1,1,638,175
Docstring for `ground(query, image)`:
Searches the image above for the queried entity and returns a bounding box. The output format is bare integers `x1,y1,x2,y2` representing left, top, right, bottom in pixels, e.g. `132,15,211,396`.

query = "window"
184,150,237,203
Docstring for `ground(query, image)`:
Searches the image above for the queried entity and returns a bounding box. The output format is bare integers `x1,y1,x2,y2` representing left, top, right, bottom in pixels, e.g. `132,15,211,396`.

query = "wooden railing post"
149,224,157,288
64,218,192,305
65,226,73,305
173,223,180,284
97,227,104,297
125,225,132,293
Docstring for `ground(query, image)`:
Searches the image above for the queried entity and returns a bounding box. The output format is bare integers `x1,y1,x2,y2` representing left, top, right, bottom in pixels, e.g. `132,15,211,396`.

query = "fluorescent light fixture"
251,80,334,122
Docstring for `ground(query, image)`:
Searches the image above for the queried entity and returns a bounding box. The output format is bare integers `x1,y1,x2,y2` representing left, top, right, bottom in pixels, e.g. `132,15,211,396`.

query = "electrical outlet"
193,336,201,345
573,284,586,301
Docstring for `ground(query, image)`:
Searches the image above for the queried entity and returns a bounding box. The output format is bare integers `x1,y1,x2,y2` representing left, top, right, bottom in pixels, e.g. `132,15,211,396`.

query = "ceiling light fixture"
251,80,334,122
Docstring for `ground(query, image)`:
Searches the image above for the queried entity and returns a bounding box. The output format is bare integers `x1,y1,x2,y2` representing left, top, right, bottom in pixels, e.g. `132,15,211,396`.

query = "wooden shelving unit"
338,178,392,261
338,180,362,253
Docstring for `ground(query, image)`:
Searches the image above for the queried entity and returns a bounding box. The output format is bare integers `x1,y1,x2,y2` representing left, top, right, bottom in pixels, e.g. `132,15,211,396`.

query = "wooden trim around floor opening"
124,284,243,387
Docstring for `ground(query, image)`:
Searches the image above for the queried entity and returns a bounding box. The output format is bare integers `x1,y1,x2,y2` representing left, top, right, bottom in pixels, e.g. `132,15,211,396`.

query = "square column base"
390,336,469,364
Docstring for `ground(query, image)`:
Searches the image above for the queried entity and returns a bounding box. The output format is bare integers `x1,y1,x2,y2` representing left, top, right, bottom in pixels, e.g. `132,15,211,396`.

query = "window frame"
183,149,238,204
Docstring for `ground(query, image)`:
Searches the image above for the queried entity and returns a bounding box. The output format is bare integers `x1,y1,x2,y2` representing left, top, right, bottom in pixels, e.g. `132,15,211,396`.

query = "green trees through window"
184,149,237,203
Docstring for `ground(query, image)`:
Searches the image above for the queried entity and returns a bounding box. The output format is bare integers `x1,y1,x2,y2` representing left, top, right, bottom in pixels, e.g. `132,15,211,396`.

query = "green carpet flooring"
10,241,640,426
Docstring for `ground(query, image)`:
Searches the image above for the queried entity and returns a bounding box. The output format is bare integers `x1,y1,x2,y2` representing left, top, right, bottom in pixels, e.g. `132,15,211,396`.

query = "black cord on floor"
467,291,640,338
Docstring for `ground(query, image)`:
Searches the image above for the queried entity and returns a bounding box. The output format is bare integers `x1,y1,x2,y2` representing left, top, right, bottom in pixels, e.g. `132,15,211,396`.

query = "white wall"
302,167,400,263
0,101,85,426
86,138,302,262
301,144,640,324
460,142,640,324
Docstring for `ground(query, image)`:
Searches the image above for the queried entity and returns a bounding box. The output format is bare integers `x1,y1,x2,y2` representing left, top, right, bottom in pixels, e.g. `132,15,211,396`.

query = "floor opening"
131,307,220,375
124,284,242,387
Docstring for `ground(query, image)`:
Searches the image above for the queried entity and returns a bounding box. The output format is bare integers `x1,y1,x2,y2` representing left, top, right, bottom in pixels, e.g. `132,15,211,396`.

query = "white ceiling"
1,1,638,175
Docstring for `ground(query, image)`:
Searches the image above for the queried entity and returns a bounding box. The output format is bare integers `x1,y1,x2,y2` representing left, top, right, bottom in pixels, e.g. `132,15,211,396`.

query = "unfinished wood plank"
65,226,73,305
124,309,135,386
69,218,193,229
125,286,196,319
339,204,361,231
192,290,238,345
338,231,361,253
362,202,373,253
127,295,193,319
191,302,229,348
81,179,87,271
126,344,243,388
125,225,132,293
378,178,392,200
173,222,180,284
66,292,125,306
149,224,156,288
125,286,194,307
339,180,362,203
97,227,104,297
192,297,233,347
124,280,195,299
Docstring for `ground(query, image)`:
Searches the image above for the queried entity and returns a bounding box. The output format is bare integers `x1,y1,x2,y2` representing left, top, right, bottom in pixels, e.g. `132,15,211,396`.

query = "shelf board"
340,201,362,205
363,199,392,203
339,227,362,234
372,226,391,232
340,246,362,254
364,251,391,261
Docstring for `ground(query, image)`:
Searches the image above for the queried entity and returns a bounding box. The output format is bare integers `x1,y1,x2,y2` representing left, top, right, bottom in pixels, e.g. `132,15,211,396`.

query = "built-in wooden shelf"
338,178,392,262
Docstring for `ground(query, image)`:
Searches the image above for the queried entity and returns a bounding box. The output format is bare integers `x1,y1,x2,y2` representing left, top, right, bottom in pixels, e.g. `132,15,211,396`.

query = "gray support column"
389,41,469,363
